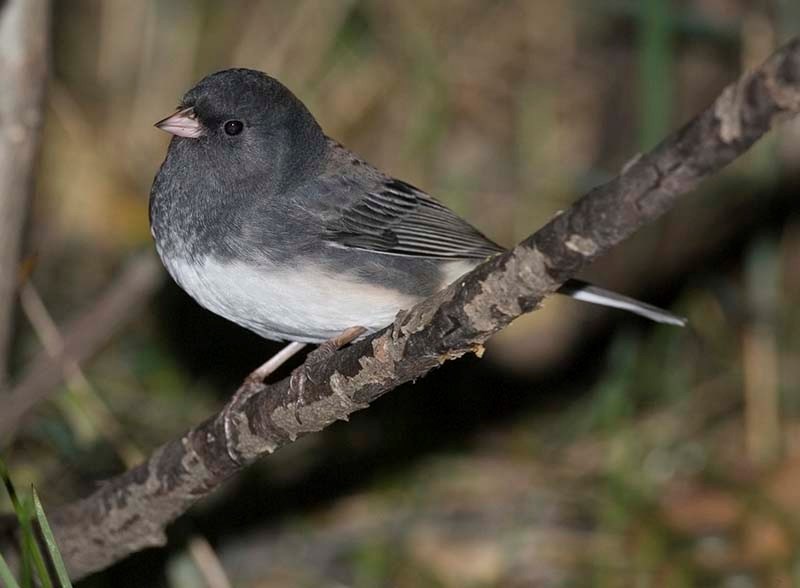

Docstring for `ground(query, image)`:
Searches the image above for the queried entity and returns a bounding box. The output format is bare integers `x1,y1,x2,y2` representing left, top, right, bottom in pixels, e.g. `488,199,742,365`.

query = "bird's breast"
158,253,422,343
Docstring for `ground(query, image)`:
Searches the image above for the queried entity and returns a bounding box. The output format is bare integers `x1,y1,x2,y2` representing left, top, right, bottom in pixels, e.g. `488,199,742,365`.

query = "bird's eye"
223,120,244,136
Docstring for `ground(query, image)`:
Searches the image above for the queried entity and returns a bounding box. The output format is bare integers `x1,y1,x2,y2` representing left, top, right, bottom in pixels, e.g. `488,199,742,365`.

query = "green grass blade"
32,489,72,588
0,548,22,588
19,495,53,588
0,458,53,588
0,458,32,586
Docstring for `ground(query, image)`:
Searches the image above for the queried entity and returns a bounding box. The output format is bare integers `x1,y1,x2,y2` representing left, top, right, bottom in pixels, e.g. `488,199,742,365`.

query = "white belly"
161,255,421,343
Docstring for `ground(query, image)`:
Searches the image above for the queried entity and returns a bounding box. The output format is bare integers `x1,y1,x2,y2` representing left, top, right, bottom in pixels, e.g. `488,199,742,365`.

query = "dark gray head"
155,68,328,193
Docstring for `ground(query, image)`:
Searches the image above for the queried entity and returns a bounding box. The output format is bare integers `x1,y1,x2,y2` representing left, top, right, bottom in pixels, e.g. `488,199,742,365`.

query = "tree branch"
34,37,800,580
0,0,50,387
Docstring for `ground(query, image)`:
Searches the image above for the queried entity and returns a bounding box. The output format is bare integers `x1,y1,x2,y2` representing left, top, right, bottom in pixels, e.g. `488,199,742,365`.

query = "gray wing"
322,177,505,259
316,153,687,327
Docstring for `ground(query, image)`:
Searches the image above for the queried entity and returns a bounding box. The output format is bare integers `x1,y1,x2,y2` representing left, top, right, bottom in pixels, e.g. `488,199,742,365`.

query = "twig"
29,37,800,580
0,0,50,387
0,253,163,444
19,282,144,467
187,536,233,588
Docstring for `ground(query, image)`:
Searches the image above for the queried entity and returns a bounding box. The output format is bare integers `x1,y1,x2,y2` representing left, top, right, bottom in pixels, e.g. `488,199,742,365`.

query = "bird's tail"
557,279,687,327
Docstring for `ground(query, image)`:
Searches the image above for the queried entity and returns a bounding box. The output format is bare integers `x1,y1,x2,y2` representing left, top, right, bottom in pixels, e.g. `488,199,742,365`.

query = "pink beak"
154,106,204,138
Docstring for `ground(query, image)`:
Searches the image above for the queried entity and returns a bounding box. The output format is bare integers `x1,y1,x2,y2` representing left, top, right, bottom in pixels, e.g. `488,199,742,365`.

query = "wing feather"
323,179,504,259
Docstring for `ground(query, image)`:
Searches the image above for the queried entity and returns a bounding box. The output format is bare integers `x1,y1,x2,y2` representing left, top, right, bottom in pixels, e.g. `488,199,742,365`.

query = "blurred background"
3,0,800,586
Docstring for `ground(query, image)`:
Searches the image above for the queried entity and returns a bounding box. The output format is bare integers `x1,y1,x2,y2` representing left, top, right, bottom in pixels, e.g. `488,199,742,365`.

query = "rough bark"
31,37,800,580
0,0,50,387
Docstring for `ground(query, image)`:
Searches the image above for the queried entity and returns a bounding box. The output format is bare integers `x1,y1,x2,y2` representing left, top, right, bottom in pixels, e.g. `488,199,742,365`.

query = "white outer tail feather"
557,279,687,327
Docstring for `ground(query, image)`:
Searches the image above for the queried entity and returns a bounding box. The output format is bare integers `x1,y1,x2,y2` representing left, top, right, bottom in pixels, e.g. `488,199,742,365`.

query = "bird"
150,68,685,350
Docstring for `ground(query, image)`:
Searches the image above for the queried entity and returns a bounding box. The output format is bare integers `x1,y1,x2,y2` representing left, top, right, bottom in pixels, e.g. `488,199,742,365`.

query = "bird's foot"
225,326,364,428
308,326,367,363
298,326,367,386
222,340,308,464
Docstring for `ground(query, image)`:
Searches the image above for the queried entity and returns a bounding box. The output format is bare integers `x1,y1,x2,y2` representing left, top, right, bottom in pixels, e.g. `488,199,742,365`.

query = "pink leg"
245,341,307,385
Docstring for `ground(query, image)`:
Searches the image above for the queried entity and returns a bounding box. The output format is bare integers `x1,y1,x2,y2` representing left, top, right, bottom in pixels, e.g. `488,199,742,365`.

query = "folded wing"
322,172,686,327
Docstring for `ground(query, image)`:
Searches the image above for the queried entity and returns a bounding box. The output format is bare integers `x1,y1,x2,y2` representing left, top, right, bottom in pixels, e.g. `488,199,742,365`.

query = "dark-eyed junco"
150,69,685,345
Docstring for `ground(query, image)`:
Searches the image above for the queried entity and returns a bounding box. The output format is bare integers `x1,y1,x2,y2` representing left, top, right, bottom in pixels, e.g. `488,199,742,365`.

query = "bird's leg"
223,328,366,463
245,341,307,385
228,327,365,417
227,327,364,416
222,340,307,464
